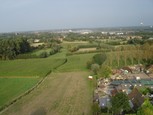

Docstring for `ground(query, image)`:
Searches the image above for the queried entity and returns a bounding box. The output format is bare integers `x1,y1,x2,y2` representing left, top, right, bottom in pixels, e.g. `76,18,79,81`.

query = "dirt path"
1,72,92,115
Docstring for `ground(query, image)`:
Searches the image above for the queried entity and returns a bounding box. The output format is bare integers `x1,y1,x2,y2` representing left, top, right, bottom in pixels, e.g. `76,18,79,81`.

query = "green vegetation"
139,87,152,95
93,53,107,65
0,56,66,111
98,65,112,78
0,58,66,77
0,38,31,60
111,92,131,114
104,44,153,68
57,53,97,72
0,77,39,108
30,48,51,56
137,99,153,115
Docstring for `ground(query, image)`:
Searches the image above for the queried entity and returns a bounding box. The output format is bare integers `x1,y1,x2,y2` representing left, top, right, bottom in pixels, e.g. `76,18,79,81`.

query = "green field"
0,78,39,108
57,53,97,72
30,48,51,56
0,56,66,110
0,42,97,114
0,58,66,77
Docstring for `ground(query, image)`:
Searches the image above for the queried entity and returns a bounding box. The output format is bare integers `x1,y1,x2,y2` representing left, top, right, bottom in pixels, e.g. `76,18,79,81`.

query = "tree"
137,99,153,115
86,60,93,69
39,51,48,58
111,92,131,115
93,53,107,65
92,103,101,115
91,63,100,75
98,65,112,78
0,38,31,60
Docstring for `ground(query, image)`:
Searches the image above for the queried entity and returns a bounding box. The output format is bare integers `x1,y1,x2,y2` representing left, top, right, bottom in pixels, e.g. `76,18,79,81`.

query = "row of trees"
105,43,153,68
0,38,31,60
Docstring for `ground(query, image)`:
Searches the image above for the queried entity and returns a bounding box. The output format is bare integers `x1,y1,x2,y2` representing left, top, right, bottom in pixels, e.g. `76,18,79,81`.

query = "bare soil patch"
77,48,97,52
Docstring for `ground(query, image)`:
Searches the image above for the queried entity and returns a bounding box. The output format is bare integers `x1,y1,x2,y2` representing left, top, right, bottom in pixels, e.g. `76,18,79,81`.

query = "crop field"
0,58,66,77
62,40,89,44
62,40,90,48
1,72,93,115
77,48,97,52
0,77,39,109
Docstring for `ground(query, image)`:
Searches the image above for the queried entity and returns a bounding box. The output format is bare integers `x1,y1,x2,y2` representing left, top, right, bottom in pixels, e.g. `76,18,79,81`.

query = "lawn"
0,77,39,109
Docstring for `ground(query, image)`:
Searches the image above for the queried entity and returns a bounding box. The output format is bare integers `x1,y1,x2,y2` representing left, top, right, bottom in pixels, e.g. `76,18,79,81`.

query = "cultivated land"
77,48,97,52
1,72,93,115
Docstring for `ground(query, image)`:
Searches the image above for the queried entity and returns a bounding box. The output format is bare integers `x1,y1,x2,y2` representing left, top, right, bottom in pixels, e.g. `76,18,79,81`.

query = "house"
34,39,40,43
128,88,144,109
111,88,119,96
121,67,132,73
99,96,111,108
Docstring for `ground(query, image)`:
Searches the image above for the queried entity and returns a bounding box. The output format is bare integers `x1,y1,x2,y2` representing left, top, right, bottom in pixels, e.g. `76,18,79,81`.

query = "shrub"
39,51,48,58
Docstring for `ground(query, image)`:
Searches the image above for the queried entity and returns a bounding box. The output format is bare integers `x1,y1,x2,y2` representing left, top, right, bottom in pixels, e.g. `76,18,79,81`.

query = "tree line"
0,38,31,60
105,43,153,68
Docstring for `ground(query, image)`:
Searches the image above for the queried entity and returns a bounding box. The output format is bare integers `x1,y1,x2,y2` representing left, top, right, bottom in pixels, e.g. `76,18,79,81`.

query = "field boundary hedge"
66,49,110,56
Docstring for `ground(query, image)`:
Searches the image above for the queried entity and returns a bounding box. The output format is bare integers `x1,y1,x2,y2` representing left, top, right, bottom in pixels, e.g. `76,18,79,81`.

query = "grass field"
1,72,93,115
57,53,97,72
30,48,51,56
0,57,66,110
0,77,39,108
0,58,66,77
0,43,97,114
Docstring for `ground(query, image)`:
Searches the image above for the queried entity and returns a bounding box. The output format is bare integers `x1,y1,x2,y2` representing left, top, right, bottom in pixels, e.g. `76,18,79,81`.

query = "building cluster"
94,64,153,111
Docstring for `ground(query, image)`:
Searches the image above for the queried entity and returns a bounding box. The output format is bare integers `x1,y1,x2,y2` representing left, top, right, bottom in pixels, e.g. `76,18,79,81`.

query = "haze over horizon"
0,0,153,33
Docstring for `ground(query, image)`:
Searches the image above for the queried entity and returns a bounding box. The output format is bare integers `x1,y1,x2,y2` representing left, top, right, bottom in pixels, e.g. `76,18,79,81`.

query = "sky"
0,0,153,32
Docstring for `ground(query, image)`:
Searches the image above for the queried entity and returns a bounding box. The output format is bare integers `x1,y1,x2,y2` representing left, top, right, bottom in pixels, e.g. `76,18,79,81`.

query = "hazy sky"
0,0,153,32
